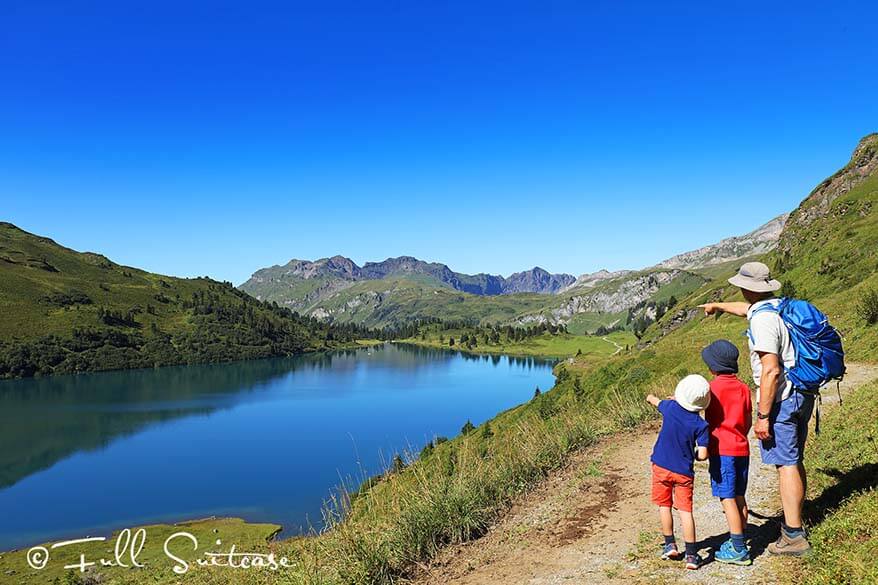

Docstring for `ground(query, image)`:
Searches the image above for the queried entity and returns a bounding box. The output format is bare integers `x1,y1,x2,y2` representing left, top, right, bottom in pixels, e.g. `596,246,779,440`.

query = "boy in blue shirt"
647,374,711,570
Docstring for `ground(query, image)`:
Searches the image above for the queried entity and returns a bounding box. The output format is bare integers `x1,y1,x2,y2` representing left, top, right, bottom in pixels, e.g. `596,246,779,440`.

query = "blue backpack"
750,298,846,392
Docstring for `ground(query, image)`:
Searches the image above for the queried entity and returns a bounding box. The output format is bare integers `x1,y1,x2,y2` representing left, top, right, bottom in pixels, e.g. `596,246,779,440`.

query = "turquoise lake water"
0,343,555,550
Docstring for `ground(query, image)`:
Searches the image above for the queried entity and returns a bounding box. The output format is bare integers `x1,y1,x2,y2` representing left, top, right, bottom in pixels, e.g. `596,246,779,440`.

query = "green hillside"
0,223,371,378
306,268,707,337
310,276,554,327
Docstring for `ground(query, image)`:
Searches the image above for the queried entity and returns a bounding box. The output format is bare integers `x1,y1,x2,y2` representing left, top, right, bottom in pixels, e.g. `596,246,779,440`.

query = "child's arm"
695,446,708,461
646,393,662,408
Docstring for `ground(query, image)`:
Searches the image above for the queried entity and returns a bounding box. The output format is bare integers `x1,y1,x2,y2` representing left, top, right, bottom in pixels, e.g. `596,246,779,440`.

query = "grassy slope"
564,310,627,334
399,329,637,359
311,276,554,327
0,222,361,378
248,273,352,310
768,170,878,360
0,222,199,340
781,379,878,585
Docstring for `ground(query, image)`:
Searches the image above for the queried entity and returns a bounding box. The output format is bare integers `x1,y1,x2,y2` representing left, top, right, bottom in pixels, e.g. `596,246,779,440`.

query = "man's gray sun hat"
728,261,782,293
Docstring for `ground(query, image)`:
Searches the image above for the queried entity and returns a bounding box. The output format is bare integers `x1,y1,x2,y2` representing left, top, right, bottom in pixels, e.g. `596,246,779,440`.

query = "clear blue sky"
3,1,877,285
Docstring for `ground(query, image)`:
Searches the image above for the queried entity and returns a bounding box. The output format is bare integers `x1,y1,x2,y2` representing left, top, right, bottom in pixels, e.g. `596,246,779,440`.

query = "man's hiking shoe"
767,531,811,556
715,539,752,566
660,543,682,560
685,553,702,570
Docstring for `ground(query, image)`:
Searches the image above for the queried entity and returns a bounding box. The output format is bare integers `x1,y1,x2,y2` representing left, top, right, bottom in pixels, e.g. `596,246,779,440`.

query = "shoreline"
390,339,565,361
391,331,634,361
0,339,382,383
0,339,553,559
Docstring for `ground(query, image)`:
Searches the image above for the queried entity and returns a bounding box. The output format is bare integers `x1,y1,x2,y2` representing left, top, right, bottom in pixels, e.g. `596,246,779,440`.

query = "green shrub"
856,288,878,325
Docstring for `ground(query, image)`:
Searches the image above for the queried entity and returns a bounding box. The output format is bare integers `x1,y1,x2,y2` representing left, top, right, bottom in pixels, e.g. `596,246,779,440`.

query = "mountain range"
2,133,875,378
238,214,788,329
241,256,576,306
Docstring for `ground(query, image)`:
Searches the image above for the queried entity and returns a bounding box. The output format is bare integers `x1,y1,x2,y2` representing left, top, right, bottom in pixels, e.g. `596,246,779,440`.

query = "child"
702,339,753,565
647,374,711,570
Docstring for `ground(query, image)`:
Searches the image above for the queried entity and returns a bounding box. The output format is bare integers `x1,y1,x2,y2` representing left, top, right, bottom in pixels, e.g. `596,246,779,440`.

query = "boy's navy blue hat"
701,340,739,374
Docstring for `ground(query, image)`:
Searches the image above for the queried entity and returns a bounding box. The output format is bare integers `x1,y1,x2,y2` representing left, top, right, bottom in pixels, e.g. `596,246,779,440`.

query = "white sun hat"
674,374,711,412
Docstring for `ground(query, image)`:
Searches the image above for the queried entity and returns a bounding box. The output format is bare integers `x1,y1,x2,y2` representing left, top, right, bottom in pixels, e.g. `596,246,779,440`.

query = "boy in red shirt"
702,339,753,565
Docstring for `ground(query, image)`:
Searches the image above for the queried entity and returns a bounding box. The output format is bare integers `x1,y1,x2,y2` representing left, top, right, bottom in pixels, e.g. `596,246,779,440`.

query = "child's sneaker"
715,539,752,565
684,552,702,570
660,542,682,560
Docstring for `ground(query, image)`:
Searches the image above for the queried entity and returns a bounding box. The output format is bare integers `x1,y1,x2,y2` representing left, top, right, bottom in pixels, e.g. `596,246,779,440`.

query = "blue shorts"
759,390,815,466
709,455,749,499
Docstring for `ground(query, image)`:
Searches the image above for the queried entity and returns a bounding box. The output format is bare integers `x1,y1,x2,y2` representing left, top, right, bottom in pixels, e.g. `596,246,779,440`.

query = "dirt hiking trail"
412,363,878,585
600,337,624,356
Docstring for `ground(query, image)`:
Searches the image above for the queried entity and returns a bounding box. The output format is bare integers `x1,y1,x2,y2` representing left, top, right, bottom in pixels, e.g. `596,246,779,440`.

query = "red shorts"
651,463,694,512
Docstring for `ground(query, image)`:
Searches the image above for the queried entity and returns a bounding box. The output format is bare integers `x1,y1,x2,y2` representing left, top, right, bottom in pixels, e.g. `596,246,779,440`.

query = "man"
699,261,813,556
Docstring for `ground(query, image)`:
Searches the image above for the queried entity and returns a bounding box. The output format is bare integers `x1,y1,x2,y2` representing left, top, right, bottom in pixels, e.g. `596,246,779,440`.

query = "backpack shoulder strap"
746,299,782,344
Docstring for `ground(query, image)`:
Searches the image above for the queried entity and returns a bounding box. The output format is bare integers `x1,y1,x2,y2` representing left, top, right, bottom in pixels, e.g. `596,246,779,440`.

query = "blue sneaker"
660,542,682,560
685,552,703,570
715,539,752,566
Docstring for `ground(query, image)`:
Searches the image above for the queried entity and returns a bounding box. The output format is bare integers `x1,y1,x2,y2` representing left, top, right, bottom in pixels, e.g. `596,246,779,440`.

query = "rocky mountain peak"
322,255,361,278
502,267,576,295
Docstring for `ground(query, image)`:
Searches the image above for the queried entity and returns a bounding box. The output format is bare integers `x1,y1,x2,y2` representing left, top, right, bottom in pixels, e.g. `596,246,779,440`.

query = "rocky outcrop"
656,214,789,270
560,269,633,293
566,271,681,314
778,133,878,257
516,270,692,326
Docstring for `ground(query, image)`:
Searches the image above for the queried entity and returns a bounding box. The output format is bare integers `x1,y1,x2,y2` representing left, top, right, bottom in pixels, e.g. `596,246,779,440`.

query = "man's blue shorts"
709,455,750,499
759,390,815,466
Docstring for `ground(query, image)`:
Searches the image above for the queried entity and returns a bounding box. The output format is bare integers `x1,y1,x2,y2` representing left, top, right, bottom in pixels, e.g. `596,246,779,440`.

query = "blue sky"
3,1,877,284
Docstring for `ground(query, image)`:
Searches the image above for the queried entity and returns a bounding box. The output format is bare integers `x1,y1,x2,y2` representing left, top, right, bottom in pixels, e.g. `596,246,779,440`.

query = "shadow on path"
698,462,878,565
697,515,781,565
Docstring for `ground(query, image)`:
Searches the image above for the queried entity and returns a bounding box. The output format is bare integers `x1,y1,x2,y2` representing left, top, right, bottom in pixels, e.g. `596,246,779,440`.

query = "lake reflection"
0,343,554,550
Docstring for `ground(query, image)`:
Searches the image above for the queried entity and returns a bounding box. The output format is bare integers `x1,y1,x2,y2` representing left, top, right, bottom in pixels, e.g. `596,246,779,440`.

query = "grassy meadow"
398,329,637,359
